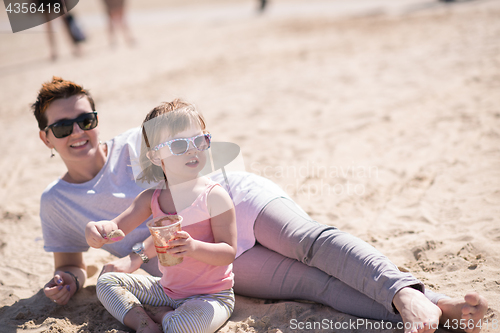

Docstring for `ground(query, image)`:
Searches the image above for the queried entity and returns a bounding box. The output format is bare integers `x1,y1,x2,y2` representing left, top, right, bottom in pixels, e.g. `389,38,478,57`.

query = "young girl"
85,99,237,333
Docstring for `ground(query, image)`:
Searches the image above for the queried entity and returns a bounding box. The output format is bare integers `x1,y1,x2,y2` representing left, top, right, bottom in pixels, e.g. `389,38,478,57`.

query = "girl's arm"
113,189,154,234
168,185,237,266
85,189,154,248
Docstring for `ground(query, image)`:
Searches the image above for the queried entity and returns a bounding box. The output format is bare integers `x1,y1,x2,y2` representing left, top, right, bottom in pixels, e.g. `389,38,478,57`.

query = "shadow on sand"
0,286,130,333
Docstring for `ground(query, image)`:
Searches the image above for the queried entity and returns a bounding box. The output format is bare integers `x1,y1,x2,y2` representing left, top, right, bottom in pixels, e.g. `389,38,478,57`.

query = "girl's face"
40,95,101,165
153,123,208,184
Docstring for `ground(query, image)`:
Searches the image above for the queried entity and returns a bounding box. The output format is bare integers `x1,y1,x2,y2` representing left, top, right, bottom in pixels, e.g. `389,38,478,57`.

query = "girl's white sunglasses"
153,133,212,156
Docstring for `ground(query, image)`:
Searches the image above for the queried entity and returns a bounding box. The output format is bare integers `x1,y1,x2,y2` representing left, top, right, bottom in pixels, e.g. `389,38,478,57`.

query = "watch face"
132,243,143,253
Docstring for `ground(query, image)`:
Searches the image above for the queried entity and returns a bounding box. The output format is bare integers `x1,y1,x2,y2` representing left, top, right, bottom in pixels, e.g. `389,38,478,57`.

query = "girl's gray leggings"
232,197,447,322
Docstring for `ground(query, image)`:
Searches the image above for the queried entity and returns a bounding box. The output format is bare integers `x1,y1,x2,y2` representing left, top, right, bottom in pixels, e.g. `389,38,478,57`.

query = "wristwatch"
132,242,149,263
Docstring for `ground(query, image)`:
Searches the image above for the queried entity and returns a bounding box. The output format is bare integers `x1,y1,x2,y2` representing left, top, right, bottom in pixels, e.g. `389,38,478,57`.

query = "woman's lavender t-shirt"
40,127,289,260
40,128,151,258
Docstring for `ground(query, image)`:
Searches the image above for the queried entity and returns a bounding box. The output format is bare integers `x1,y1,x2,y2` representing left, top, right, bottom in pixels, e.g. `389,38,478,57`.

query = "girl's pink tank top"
151,181,234,299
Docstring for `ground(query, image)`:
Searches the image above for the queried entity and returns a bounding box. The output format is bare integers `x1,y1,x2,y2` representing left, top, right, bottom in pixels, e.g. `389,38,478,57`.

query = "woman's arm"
43,252,86,305
167,185,237,266
101,235,158,274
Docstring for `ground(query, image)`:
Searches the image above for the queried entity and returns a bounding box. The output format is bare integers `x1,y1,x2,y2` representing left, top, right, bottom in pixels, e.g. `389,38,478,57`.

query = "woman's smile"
70,140,89,149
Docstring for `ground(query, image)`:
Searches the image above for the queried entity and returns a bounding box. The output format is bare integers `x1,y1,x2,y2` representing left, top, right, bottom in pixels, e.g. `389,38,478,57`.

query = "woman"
34,77,487,333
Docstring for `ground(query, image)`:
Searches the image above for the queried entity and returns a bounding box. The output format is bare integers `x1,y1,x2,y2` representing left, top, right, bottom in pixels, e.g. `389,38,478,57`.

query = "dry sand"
0,0,499,332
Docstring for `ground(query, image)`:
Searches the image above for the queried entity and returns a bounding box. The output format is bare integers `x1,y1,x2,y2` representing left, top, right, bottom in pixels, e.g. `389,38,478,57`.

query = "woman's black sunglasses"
44,112,98,139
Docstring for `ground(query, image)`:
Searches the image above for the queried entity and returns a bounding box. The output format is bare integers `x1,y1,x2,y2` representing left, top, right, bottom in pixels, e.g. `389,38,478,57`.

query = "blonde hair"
137,99,208,184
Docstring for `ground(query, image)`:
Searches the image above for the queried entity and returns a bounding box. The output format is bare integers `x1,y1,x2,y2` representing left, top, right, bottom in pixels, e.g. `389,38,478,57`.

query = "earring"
50,149,55,158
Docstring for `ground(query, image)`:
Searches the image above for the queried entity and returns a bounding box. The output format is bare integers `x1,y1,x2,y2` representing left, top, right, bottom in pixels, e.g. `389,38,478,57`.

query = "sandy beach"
0,0,499,332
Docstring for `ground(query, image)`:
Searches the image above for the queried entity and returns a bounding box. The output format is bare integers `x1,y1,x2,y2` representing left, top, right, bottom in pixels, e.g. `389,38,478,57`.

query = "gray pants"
232,197,447,322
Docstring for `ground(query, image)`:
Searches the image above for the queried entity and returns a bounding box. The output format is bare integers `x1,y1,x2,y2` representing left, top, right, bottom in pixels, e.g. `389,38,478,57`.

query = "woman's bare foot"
393,287,442,333
144,304,174,324
438,292,488,333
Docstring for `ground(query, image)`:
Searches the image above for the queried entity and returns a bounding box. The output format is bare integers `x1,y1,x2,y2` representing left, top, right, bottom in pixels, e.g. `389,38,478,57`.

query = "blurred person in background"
37,0,86,60
101,0,135,47
258,0,267,13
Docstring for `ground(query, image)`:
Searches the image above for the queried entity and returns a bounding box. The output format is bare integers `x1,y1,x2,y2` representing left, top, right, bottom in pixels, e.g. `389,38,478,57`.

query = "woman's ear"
39,130,54,149
147,150,162,166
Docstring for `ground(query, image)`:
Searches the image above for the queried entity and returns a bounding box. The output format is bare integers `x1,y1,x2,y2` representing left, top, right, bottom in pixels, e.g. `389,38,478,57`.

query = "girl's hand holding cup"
166,230,195,257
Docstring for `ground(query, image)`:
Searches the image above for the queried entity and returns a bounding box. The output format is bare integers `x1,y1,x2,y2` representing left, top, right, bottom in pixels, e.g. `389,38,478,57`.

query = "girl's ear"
147,150,162,166
39,130,54,149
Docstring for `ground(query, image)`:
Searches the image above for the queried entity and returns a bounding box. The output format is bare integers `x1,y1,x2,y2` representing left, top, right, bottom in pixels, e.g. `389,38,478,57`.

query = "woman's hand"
99,254,143,276
43,271,78,305
85,220,119,248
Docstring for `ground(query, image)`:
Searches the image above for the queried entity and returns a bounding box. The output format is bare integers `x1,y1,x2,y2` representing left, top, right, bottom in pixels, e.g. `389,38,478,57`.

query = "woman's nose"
71,121,84,135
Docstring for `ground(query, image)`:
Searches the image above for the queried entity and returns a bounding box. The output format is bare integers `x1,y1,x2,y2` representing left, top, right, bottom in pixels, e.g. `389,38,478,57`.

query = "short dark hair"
32,76,96,130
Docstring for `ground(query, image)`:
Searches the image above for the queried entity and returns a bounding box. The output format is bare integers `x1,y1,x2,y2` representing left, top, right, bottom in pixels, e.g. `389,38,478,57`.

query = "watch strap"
137,252,149,263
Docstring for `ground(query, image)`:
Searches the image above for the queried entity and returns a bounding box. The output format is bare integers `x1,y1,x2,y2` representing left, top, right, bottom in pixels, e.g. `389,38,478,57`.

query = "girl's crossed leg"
96,272,234,333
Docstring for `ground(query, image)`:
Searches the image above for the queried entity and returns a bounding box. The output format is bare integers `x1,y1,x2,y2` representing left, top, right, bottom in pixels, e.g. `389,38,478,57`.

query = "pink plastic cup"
147,215,183,266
